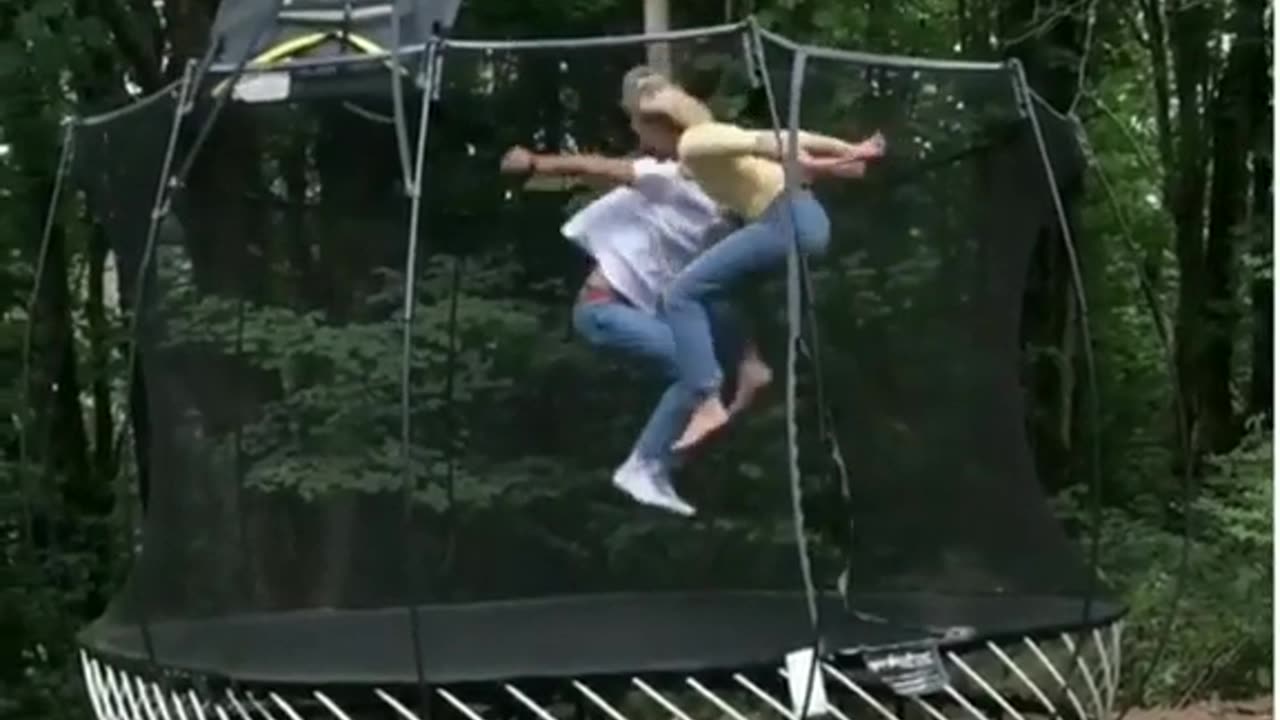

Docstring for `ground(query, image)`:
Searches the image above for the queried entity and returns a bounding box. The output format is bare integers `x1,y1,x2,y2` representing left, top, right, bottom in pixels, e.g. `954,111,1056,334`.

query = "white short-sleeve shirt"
561,157,726,314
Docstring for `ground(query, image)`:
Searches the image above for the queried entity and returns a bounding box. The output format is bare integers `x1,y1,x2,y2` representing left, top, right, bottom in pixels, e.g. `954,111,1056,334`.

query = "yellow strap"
210,31,392,98
252,30,388,66
250,32,333,66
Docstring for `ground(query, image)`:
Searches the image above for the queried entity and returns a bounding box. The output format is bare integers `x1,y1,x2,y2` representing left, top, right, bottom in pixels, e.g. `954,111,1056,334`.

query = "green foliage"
1056,425,1273,705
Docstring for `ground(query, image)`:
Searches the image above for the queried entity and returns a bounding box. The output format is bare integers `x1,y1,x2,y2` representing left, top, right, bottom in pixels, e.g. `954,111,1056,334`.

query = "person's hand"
854,131,887,160
500,145,535,174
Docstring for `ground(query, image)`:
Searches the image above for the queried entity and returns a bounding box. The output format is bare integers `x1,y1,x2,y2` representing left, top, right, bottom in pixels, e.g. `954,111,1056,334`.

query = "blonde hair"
620,65,667,113
634,83,714,130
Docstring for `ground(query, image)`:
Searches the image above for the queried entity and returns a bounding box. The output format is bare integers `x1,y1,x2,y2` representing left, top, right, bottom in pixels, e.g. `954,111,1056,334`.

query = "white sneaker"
651,475,696,517
612,455,696,517
612,455,667,506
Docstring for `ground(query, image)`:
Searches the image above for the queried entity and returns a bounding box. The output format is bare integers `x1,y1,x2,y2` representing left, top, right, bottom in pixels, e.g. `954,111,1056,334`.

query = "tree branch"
1117,1,1152,49
1000,0,1090,46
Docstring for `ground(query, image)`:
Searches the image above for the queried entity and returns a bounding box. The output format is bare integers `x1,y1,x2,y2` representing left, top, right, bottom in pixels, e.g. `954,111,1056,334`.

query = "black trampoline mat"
81,591,1124,686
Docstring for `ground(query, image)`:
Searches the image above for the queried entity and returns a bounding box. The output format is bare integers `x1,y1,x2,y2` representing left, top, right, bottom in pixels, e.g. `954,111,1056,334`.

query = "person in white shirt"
498,145,772,516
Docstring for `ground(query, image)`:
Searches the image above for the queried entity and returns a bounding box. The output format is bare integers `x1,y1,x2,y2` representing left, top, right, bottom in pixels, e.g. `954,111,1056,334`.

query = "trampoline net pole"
399,35,443,718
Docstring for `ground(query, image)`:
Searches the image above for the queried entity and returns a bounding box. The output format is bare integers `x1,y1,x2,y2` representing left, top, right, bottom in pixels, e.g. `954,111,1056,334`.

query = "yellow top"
677,123,786,220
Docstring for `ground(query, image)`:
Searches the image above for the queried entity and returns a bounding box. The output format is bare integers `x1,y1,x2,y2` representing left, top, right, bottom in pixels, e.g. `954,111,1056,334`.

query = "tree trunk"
1247,149,1272,422
1198,5,1256,450
1156,0,1213,457
1178,0,1266,450
1245,0,1273,423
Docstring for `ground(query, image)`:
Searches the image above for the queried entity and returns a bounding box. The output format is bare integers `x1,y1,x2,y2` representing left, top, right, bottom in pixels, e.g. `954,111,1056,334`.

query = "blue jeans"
662,189,830,394
625,189,829,469
574,297,744,463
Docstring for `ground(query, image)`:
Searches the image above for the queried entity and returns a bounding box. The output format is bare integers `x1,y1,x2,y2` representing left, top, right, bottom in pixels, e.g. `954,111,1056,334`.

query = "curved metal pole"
398,37,442,717
746,18,829,719
750,16,859,600
444,21,750,51
753,24,1006,71
746,16,819,634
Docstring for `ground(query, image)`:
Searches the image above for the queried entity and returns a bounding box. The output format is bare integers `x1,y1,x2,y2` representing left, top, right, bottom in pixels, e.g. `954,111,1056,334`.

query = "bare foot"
672,396,730,452
727,358,773,416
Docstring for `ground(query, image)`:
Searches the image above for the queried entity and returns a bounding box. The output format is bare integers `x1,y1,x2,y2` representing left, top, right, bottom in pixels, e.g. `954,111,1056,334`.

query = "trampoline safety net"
70,24,1119,687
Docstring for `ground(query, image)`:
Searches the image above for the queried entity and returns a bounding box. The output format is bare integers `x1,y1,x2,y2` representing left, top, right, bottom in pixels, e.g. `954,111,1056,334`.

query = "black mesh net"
791,54,1094,596
71,27,1115,685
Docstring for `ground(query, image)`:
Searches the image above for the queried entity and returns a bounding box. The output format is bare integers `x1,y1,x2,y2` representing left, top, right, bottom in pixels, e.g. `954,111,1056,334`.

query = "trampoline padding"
847,591,1125,643
81,591,1124,686
83,592,915,685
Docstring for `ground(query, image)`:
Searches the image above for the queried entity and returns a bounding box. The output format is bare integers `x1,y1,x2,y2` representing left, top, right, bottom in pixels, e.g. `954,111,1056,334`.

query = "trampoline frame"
34,11,1119,720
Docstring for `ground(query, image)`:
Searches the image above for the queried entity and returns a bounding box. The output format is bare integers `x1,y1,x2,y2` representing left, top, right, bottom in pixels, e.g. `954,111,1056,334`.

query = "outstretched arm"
679,123,885,163
499,145,636,187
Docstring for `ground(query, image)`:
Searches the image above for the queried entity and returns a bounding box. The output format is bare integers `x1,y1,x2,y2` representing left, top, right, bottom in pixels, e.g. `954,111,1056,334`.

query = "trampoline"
81,592,1121,687
38,2,1127,720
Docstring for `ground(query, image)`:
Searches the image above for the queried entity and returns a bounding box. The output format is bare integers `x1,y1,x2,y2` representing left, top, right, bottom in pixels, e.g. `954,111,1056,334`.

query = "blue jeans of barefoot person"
633,191,830,470
573,277,748,465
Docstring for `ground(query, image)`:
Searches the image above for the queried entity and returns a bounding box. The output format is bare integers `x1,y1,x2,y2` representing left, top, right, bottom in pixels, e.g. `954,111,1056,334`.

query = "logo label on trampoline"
864,645,950,697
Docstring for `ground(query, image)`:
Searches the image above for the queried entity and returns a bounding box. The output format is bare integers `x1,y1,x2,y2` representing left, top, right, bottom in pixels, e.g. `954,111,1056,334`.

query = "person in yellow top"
621,72,887,501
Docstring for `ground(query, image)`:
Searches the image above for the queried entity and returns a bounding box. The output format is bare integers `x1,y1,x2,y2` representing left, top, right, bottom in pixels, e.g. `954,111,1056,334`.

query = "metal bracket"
1006,58,1032,119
